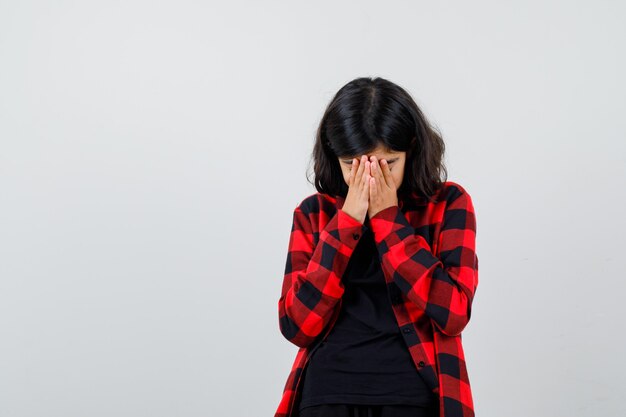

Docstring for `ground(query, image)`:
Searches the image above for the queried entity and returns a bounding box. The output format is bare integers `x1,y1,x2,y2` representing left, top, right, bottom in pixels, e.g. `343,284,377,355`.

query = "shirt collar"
334,190,425,211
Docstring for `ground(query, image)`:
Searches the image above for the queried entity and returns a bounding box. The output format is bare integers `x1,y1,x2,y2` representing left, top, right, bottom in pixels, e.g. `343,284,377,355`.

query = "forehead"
344,146,403,159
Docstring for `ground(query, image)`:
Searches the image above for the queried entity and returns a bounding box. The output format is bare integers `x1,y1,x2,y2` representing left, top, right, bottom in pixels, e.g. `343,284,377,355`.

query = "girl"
275,77,479,417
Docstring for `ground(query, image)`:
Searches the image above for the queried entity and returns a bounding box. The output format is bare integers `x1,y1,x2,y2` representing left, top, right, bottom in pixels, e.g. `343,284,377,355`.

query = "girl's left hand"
367,156,399,218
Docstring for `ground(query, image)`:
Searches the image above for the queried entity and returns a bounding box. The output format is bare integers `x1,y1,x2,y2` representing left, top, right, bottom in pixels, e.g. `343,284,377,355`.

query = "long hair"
306,76,448,203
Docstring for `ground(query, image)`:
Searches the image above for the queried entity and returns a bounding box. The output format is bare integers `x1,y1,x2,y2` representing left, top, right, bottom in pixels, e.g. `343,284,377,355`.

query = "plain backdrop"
1,1,625,416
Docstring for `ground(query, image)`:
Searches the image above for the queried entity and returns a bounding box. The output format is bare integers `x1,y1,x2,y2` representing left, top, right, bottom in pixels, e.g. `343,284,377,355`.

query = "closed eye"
342,159,397,165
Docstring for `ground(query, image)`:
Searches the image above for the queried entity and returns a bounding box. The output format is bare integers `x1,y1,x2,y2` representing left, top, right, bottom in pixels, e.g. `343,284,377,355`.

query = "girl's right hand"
341,155,371,224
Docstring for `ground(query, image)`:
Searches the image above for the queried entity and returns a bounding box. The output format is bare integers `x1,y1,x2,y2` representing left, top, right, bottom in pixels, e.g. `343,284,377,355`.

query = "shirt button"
352,233,360,240
418,361,425,367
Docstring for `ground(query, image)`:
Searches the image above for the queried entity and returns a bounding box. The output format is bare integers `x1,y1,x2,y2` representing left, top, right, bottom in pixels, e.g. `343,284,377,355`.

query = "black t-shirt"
298,219,438,411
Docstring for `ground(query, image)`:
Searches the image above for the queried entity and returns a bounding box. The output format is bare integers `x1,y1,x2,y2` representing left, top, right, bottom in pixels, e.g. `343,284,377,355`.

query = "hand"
341,155,371,224
367,156,398,218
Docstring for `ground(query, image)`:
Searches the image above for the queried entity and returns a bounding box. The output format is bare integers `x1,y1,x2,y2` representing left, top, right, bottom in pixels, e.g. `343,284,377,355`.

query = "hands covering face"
350,155,399,219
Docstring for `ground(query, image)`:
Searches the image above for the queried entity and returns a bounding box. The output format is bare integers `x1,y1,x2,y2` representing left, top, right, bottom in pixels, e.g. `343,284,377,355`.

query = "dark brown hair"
306,76,448,203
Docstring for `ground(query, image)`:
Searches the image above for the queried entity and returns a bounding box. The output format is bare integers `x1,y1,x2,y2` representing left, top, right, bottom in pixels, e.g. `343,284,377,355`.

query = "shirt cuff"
369,205,408,245
334,208,368,248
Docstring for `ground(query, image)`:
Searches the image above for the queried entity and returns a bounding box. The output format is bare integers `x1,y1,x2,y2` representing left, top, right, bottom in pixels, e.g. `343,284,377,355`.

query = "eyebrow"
342,157,399,163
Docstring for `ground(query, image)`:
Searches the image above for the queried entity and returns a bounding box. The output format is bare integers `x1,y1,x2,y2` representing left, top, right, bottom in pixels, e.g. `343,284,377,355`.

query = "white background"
1,1,625,416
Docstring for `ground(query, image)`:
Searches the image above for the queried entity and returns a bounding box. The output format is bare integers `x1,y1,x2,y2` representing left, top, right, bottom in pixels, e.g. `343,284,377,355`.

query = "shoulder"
293,192,337,216
439,180,474,205
438,181,477,231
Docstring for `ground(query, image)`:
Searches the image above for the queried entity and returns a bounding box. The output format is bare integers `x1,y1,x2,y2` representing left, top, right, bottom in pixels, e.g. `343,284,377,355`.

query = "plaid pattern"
275,181,479,417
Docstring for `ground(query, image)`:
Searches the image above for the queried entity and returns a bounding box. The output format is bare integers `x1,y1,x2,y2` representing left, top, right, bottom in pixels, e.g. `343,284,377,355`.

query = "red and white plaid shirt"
275,180,479,417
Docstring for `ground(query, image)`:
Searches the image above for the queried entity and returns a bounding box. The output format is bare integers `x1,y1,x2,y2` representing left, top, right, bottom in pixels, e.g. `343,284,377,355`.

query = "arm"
369,187,479,336
278,204,367,348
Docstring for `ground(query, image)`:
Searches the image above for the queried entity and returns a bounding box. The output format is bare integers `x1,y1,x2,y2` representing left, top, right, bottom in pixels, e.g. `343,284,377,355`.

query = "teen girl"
275,77,479,417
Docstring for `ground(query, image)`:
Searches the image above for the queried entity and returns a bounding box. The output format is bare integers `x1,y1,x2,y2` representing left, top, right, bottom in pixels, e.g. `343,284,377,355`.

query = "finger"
371,165,382,196
380,159,394,188
349,156,360,189
369,176,379,205
355,155,367,181
370,157,384,185
348,158,357,186
357,158,368,186
360,161,370,197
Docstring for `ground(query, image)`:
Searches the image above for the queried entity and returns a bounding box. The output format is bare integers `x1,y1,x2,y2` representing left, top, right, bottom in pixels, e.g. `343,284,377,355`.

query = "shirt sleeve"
369,188,479,336
278,205,367,348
